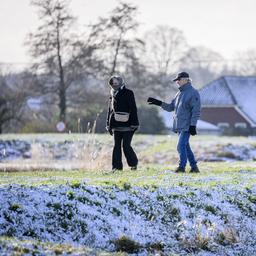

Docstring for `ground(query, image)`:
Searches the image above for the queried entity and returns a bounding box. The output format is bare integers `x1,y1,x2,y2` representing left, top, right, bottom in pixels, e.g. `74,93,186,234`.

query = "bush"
137,105,167,134
66,106,107,133
113,235,141,253
222,127,254,136
20,120,56,133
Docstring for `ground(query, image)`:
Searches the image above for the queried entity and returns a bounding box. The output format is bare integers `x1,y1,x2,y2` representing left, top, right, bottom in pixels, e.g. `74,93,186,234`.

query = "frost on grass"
0,184,256,255
1,137,256,171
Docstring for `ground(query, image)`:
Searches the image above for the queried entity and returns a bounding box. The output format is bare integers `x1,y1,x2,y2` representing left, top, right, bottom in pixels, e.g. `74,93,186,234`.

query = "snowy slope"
0,184,255,255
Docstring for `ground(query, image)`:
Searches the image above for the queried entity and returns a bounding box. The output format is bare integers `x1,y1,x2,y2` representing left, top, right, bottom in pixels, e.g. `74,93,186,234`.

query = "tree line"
1,0,255,134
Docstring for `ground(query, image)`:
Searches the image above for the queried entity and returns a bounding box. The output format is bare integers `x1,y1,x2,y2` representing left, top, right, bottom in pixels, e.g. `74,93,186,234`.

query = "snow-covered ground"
0,183,255,255
198,143,256,162
0,135,255,255
0,136,256,170
0,136,112,170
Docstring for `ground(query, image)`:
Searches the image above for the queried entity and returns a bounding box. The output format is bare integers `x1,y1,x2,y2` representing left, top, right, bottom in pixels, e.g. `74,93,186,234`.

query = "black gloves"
106,126,113,136
147,97,162,106
130,125,139,132
189,126,197,136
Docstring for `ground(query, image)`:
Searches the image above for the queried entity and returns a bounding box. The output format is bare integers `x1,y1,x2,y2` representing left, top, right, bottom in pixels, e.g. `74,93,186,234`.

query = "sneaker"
190,166,200,173
130,166,137,170
174,167,185,173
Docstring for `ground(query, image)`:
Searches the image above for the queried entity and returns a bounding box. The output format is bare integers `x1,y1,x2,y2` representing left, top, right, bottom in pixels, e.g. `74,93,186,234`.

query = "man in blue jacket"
147,72,201,173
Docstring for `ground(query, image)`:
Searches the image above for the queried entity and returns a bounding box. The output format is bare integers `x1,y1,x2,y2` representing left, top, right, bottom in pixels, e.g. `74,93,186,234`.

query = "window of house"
235,122,247,128
217,122,230,128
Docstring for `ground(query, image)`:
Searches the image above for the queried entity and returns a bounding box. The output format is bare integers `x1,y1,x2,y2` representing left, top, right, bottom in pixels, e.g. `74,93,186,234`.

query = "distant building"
160,111,221,135
199,76,256,135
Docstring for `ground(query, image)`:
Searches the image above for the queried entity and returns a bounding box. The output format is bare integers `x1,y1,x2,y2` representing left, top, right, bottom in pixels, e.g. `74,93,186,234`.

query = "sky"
0,0,256,67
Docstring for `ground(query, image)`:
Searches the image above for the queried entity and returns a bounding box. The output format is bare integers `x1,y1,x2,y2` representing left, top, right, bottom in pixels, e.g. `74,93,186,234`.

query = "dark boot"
190,166,200,173
174,167,185,173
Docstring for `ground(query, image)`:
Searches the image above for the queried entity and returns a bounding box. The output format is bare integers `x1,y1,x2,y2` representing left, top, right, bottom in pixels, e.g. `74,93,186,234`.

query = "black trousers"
112,131,138,170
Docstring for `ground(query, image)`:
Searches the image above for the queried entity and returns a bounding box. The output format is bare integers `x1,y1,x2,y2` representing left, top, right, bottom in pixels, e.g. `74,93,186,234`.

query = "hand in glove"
106,126,113,136
147,97,162,106
130,125,139,132
189,126,197,136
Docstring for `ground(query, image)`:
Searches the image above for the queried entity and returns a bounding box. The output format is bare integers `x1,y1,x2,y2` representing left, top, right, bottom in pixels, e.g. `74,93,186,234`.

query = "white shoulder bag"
114,112,130,122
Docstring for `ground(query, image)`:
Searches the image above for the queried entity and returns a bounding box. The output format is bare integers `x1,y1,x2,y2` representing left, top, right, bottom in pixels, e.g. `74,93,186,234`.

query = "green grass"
0,236,126,256
0,134,255,188
0,162,255,188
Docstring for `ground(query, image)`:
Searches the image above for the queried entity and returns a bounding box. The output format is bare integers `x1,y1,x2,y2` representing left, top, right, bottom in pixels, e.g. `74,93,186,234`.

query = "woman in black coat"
106,75,139,170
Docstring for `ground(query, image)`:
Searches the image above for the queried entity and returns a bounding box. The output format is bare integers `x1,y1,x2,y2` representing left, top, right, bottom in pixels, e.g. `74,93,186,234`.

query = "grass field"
0,162,256,189
0,134,256,255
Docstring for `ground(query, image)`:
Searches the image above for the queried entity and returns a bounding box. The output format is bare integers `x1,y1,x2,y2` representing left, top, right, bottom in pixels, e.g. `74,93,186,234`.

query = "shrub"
21,120,55,133
113,235,141,253
70,181,80,189
9,203,22,212
137,105,167,134
248,195,256,203
66,191,75,200
122,182,131,190
204,205,217,215
216,151,236,159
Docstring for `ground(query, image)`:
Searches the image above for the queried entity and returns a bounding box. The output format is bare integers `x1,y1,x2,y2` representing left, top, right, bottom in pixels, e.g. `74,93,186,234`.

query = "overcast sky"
0,0,256,65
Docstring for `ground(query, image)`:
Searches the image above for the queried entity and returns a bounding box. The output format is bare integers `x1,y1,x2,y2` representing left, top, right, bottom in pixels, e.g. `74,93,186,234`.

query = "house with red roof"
199,76,256,135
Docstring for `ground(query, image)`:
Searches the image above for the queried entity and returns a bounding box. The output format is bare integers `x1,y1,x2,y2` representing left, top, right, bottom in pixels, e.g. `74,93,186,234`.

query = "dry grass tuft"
216,227,239,246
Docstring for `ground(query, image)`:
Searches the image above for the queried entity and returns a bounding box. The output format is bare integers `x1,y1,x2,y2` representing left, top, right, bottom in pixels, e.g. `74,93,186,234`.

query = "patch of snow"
0,184,255,255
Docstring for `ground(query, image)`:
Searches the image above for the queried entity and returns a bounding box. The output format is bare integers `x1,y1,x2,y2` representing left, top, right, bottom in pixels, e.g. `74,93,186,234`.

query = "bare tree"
26,0,76,123
138,26,188,98
143,26,188,76
88,1,139,76
180,46,224,87
0,71,34,133
120,46,151,100
234,49,256,75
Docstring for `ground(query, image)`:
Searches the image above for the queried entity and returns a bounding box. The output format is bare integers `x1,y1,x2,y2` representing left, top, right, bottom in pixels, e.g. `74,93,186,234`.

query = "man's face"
176,78,188,87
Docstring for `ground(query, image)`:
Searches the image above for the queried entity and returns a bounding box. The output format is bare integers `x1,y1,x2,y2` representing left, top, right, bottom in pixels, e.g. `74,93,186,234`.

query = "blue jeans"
177,131,197,169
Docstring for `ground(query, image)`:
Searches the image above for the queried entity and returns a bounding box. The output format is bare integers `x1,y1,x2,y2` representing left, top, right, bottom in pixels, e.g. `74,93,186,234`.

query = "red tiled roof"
199,76,256,125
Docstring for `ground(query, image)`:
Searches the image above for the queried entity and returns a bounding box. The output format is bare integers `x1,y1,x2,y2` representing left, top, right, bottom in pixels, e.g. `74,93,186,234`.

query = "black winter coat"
106,87,139,129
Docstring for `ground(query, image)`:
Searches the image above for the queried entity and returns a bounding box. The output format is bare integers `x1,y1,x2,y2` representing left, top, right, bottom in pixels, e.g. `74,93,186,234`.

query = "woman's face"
111,78,121,90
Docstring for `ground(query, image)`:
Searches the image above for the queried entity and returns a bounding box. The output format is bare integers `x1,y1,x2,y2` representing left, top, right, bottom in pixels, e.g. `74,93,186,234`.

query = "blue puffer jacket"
161,82,201,132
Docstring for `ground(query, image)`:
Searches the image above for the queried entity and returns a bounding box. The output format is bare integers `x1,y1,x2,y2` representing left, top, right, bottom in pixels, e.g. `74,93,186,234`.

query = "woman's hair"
108,75,124,86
